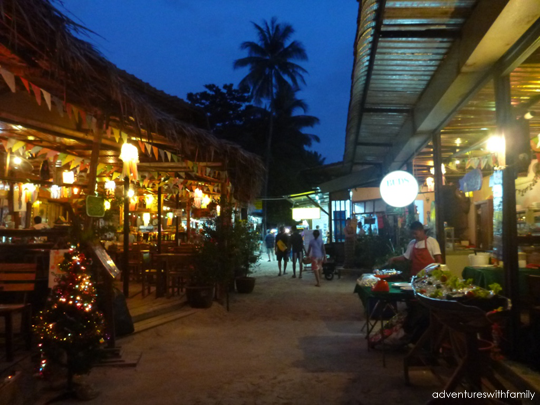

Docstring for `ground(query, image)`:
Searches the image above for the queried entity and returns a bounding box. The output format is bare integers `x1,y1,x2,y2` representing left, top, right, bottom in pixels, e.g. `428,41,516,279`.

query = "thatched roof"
0,0,264,201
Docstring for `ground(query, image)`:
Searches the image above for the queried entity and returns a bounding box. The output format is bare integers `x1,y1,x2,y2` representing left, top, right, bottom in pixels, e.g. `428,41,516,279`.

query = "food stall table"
354,282,414,366
462,266,540,296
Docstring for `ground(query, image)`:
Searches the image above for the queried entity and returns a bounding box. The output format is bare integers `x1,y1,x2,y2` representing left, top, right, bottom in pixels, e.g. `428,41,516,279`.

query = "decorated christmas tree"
34,249,104,388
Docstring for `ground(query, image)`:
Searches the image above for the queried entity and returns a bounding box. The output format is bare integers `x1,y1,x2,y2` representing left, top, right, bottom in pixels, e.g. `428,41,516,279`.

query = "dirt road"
67,260,436,404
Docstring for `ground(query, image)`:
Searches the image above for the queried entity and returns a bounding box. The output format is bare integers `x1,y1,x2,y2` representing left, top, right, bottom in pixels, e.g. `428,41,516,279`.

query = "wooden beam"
379,29,459,39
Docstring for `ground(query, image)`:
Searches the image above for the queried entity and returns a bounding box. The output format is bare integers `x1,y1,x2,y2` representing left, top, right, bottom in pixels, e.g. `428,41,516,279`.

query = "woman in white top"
307,230,326,287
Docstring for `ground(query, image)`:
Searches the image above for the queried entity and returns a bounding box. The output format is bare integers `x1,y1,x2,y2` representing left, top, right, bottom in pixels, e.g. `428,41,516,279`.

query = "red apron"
410,240,434,276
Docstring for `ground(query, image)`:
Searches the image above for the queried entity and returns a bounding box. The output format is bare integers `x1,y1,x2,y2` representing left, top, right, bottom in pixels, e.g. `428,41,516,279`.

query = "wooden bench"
0,263,36,362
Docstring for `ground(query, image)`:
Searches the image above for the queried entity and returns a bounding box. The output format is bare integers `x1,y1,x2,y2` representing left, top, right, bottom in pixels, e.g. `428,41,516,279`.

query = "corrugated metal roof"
344,0,478,169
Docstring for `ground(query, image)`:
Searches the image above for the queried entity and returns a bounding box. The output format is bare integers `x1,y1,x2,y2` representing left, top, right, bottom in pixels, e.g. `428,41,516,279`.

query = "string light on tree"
34,249,104,385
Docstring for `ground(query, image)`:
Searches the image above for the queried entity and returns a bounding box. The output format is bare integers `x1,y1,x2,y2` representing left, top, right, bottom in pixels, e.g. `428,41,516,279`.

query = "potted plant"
232,220,260,294
186,241,223,308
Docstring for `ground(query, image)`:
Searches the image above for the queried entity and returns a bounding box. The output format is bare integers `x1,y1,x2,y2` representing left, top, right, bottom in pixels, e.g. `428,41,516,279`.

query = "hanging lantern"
145,194,155,208
193,188,203,208
120,142,139,179
127,188,135,198
104,180,116,197
201,194,211,209
73,187,80,196
63,171,75,184
216,204,221,216
104,200,111,210
142,212,151,226
425,177,435,192
50,185,61,199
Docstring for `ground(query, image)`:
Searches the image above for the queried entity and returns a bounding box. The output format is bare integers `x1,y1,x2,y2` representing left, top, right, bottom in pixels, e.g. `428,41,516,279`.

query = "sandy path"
65,260,436,404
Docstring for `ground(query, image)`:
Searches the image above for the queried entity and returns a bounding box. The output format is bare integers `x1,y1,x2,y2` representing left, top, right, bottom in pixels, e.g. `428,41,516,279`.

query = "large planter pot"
235,276,256,294
185,285,214,308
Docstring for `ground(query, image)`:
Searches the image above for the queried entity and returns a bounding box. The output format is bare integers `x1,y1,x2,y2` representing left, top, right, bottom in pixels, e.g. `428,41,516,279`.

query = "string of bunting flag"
0,65,227,183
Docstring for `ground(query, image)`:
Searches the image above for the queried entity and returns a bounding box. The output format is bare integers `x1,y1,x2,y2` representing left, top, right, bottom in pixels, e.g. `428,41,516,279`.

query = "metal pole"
433,131,446,262
123,177,130,297
157,186,162,254
495,74,519,355
328,193,333,243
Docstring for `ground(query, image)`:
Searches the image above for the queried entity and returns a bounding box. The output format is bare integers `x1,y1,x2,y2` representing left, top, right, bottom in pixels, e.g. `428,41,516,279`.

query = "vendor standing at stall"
388,221,442,276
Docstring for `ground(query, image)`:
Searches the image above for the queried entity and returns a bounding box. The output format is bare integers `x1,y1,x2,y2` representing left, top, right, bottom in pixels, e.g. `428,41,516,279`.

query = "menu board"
90,243,120,278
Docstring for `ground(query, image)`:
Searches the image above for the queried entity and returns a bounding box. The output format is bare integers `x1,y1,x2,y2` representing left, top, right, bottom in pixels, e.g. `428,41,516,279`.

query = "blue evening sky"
63,0,358,164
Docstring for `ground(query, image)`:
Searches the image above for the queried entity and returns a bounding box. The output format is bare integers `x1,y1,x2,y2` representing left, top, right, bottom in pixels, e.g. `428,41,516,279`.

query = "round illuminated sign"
379,171,419,208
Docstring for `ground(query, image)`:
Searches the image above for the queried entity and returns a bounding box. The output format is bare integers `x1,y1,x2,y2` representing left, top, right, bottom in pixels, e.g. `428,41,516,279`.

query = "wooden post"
85,119,104,230
175,193,180,246
433,131,446,262
157,186,162,254
495,74,519,355
186,199,191,242
123,177,130,297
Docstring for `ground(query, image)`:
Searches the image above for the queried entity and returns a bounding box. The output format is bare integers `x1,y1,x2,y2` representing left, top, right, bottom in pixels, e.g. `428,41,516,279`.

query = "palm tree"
234,17,308,230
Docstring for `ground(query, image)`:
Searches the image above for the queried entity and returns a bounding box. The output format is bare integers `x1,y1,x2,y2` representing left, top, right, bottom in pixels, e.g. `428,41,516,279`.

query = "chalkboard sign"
90,243,120,278
86,195,105,218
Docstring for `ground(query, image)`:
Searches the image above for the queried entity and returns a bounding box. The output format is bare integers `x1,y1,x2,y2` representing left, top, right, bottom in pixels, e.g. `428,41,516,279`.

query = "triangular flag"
7,139,17,150
12,141,26,152
46,150,58,159
37,148,49,156
19,77,30,93
30,146,42,154
1,140,7,150
159,149,165,161
0,68,16,92
172,154,178,162
52,96,64,116
58,153,67,164
113,128,120,143
145,143,152,156
70,158,82,170
138,139,145,153
206,167,211,176
152,146,159,160
178,172,185,179
64,154,75,165
97,163,106,175
79,110,87,127
121,132,128,143
112,172,121,180
41,89,52,110
31,83,42,105
71,105,79,122
165,151,171,161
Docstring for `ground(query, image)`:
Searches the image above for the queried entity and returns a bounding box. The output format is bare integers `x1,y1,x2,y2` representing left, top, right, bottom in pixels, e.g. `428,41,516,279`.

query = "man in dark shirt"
290,225,304,278
275,226,290,276
264,230,275,262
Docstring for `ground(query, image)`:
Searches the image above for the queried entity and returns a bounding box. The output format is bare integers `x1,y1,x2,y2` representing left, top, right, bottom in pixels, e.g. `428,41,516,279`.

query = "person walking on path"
264,230,275,262
290,225,305,279
343,218,356,269
275,226,290,276
388,221,442,276
307,229,326,287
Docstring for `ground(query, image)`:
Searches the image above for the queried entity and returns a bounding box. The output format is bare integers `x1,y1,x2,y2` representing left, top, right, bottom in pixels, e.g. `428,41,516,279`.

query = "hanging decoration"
120,142,139,180
104,180,116,197
193,188,203,208
63,171,75,184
